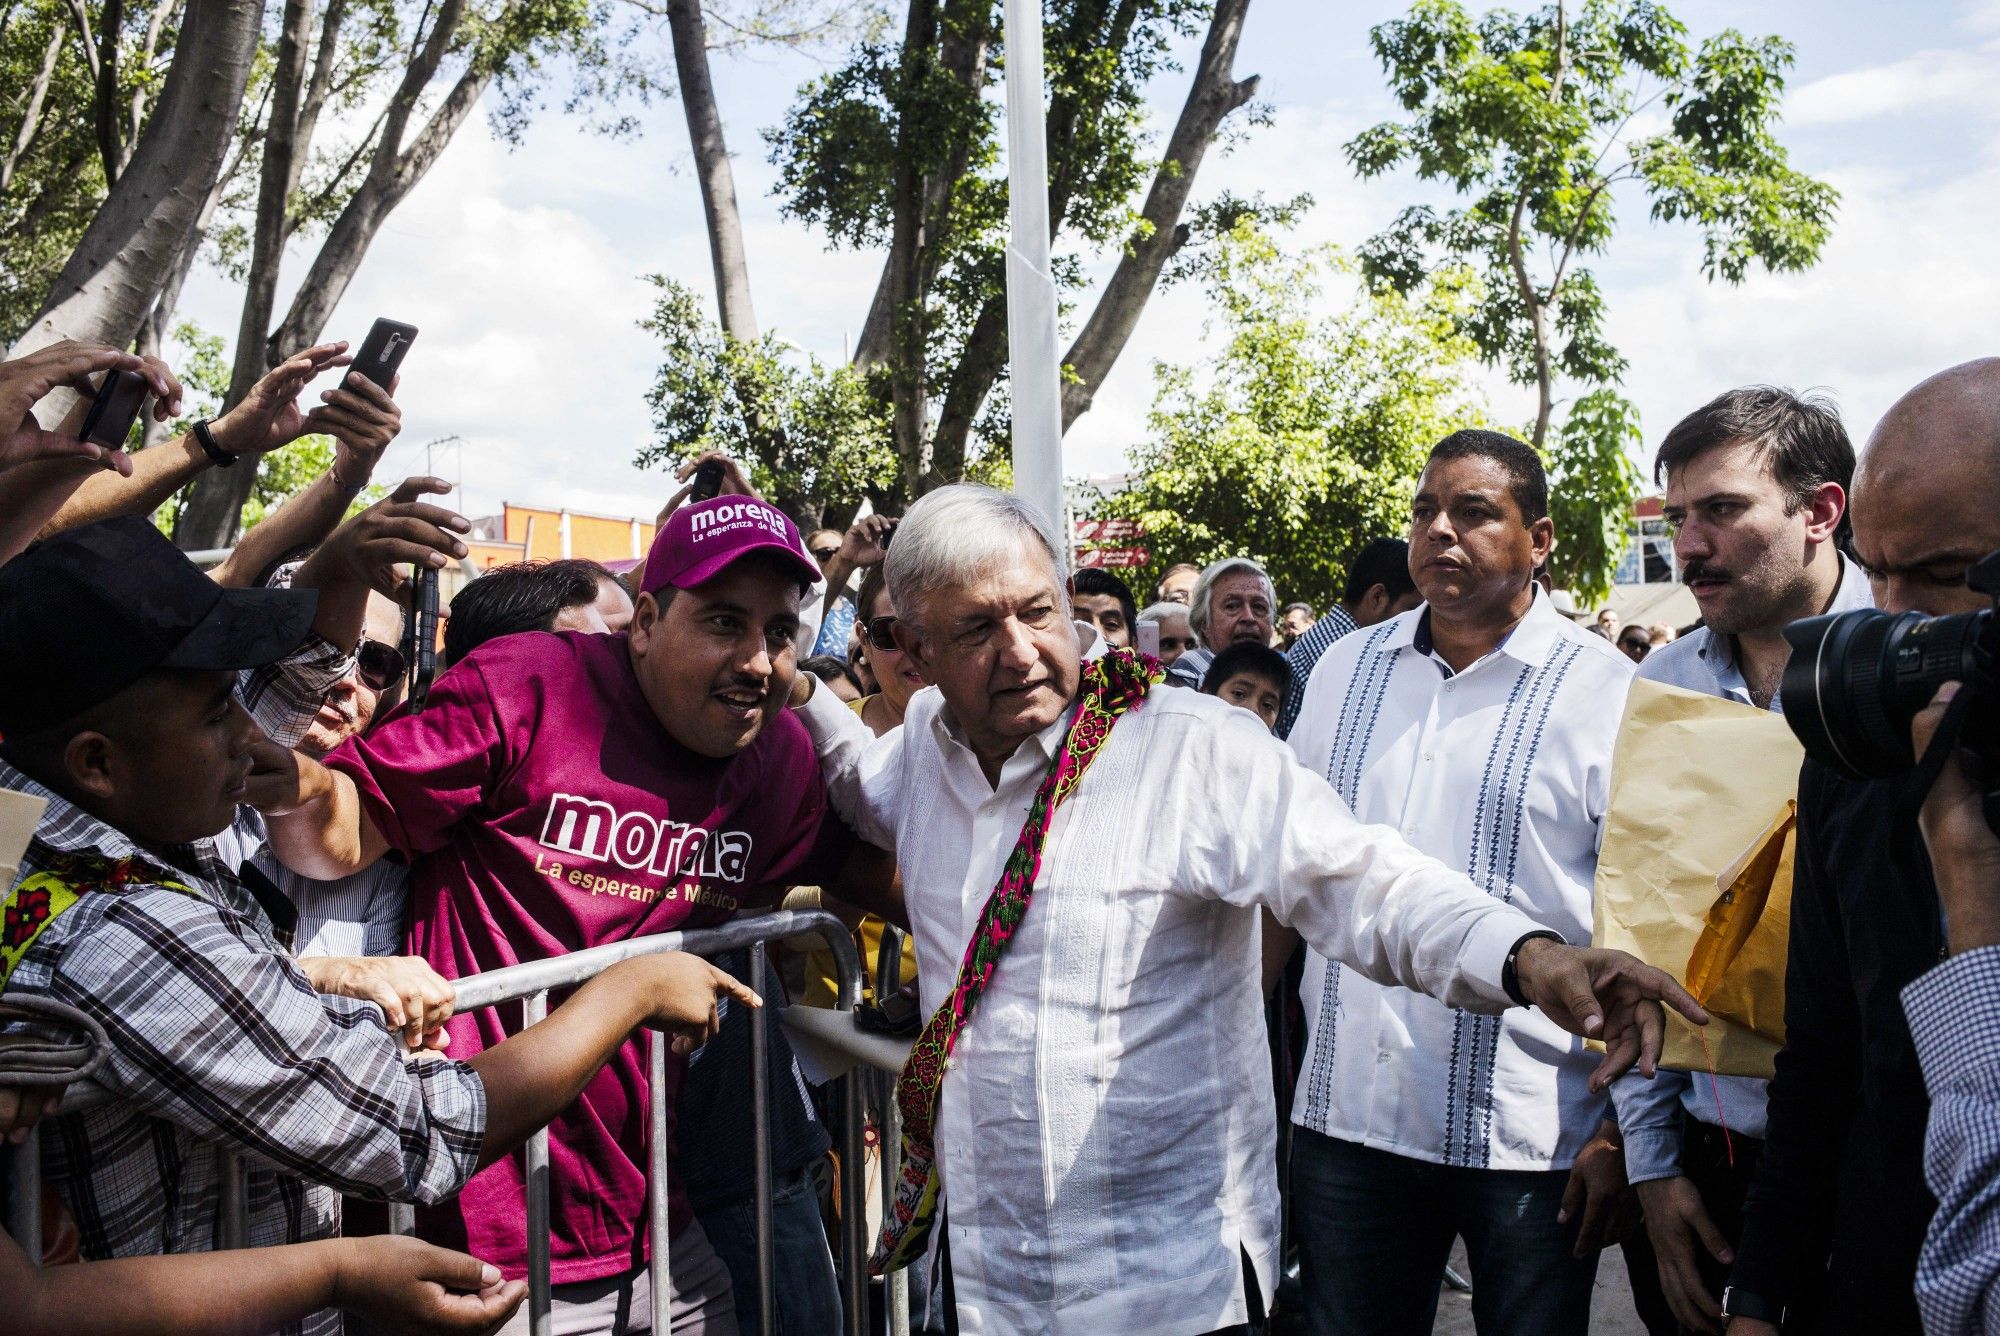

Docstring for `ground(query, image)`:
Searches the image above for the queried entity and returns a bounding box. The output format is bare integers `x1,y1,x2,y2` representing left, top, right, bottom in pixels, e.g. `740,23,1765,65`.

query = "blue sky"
175,0,2000,523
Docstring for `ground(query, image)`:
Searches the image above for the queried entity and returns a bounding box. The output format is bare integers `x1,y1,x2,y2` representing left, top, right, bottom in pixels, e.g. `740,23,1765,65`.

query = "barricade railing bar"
6,908,907,1336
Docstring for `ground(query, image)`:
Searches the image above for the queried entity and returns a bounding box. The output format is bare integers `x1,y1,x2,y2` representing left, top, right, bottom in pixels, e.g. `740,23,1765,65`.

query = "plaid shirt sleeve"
1277,606,1357,739
1905,944,2000,1335
43,885,486,1205
237,632,354,749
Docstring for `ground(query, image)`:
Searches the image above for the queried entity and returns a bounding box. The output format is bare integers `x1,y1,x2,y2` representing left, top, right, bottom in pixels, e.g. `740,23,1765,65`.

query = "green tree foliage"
1347,0,1837,601
1100,223,1490,611
0,0,172,343
636,275,897,531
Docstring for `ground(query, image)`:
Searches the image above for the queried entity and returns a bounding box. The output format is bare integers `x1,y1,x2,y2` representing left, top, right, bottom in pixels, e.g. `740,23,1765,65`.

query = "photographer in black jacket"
1724,359,2000,1334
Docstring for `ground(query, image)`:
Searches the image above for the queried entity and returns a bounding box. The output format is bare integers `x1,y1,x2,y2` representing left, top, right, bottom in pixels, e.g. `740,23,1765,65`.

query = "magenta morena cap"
641,496,822,596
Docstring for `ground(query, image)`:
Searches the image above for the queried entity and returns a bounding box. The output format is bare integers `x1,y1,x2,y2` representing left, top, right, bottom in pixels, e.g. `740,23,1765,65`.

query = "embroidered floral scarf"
872,646,1162,1274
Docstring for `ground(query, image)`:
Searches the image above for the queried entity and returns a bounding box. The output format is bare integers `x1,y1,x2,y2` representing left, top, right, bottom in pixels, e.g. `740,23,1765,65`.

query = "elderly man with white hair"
786,484,1705,1336
1164,556,1278,687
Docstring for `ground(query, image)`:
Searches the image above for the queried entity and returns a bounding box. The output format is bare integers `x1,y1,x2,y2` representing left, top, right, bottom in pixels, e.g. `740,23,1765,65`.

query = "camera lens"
1781,607,1990,779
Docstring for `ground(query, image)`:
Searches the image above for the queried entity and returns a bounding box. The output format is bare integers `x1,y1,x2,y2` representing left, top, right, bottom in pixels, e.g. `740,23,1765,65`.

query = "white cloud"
1787,44,2000,126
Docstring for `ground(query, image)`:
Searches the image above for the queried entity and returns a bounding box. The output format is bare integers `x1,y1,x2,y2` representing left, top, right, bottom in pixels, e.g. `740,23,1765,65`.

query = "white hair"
884,484,1070,637
1137,600,1189,625
1187,557,1276,643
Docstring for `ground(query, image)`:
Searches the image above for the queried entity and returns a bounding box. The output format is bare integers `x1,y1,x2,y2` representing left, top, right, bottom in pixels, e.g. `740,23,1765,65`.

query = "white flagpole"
1002,0,1067,538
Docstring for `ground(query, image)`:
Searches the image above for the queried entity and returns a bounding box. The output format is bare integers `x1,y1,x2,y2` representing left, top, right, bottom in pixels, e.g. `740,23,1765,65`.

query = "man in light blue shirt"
1608,385,1861,1335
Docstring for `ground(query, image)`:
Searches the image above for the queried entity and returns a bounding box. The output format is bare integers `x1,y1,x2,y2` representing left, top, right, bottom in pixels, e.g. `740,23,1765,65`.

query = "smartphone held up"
350,318,418,391
77,370,149,455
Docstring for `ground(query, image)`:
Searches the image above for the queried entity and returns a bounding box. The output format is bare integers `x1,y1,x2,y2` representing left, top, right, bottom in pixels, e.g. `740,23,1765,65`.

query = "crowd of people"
0,328,1996,1336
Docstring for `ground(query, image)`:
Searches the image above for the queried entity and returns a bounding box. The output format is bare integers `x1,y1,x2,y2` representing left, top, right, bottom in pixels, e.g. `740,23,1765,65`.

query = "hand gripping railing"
6,908,885,1336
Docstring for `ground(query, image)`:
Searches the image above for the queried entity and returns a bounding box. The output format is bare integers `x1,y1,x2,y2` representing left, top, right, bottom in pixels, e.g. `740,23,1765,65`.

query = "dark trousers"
1291,1127,1598,1336
1623,1122,1824,1336
695,1164,842,1336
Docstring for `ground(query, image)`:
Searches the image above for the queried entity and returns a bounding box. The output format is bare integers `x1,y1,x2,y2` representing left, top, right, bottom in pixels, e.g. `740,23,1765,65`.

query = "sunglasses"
863,615,901,653
810,546,841,562
356,638,407,692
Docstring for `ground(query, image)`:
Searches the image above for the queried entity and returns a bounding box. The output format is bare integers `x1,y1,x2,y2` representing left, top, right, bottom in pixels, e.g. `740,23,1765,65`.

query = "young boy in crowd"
1200,642,1292,733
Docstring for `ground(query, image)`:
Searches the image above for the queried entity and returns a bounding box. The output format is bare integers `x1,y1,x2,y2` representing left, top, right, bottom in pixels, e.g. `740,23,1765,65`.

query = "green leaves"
1348,0,1836,597
636,275,897,529
1100,223,1490,611
1544,386,1641,604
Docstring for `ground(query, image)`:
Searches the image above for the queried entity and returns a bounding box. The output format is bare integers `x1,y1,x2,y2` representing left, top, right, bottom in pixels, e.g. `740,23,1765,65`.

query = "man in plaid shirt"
0,519,758,1336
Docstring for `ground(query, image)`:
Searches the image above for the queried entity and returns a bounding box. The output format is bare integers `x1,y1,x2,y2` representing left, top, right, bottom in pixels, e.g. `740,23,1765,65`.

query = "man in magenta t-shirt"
266,490,864,1333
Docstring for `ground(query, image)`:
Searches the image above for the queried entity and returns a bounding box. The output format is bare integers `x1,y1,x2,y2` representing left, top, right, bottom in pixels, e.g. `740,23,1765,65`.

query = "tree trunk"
666,0,757,342
1504,188,1554,448
174,0,326,550
176,0,498,548
10,0,262,362
881,0,942,495
922,0,1255,467
1,27,66,192
227,0,317,397
1057,0,1256,428
851,0,991,374
91,0,126,185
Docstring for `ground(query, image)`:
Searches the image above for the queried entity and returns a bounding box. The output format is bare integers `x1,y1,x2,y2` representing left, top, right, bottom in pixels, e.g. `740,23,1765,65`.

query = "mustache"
717,675,769,696
1683,562,1729,584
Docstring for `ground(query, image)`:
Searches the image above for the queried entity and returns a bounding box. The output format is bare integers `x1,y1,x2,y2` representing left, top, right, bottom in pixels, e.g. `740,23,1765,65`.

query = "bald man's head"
1851,358,2000,616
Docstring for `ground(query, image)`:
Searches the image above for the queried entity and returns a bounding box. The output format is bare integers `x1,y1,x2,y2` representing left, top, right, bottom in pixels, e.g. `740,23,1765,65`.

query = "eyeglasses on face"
355,638,406,692
864,615,901,653
810,546,841,562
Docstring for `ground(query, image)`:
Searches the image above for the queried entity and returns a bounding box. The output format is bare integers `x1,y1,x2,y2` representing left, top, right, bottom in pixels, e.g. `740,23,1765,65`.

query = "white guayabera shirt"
797,645,1550,1336
1286,590,1633,1171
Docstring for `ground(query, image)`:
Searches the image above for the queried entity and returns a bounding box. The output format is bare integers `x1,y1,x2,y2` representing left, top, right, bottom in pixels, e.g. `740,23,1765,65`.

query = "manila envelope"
1590,679,1803,1078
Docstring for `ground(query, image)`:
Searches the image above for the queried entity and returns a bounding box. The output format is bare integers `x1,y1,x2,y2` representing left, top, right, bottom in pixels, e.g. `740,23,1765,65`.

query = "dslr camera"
1781,550,2000,796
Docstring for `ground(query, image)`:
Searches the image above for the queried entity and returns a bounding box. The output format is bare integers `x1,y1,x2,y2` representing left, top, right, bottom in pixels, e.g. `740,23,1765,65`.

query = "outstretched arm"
1191,710,1703,1090
791,671,907,850
4,1230,525,1336
250,744,393,880
47,343,353,540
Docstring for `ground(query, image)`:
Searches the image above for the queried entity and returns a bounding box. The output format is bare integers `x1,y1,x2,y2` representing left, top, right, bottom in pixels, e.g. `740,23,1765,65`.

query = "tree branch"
1545,173,1611,302
851,0,990,373
1,27,66,193
1505,185,1555,448
294,0,353,153
668,0,758,340
126,0,173,153
1058,0,1257,429
91,0,125,183
64,0,98,83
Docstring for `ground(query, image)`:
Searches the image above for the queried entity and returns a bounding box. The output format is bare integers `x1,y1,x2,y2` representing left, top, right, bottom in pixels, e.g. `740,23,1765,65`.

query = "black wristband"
192,418,236,468
1720,1286,1787,1325
1501,929,1565,1007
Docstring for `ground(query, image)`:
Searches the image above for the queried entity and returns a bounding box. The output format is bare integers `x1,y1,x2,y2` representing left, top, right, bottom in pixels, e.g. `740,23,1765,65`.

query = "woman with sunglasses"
852,565,927,737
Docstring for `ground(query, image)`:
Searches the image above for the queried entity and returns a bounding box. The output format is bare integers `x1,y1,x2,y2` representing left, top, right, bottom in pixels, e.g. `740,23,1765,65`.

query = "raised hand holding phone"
347,319,417,392
78,369,150,453
656,451,758,525
0,342,179,476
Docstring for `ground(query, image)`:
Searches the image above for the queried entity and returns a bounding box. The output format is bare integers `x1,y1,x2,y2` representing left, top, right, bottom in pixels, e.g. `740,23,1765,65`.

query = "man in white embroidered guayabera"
1284,430,1637,1336
784,482,1708,1336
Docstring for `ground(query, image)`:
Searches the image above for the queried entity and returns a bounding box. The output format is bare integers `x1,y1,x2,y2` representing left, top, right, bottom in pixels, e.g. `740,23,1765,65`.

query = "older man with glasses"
784,483,1708,1336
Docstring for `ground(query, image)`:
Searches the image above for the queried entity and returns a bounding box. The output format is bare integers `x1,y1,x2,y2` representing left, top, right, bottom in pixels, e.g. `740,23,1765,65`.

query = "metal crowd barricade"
5,907,907,1336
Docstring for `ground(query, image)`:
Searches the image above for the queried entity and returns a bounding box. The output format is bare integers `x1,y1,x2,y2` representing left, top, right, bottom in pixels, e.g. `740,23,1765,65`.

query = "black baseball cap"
0,516,317,736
